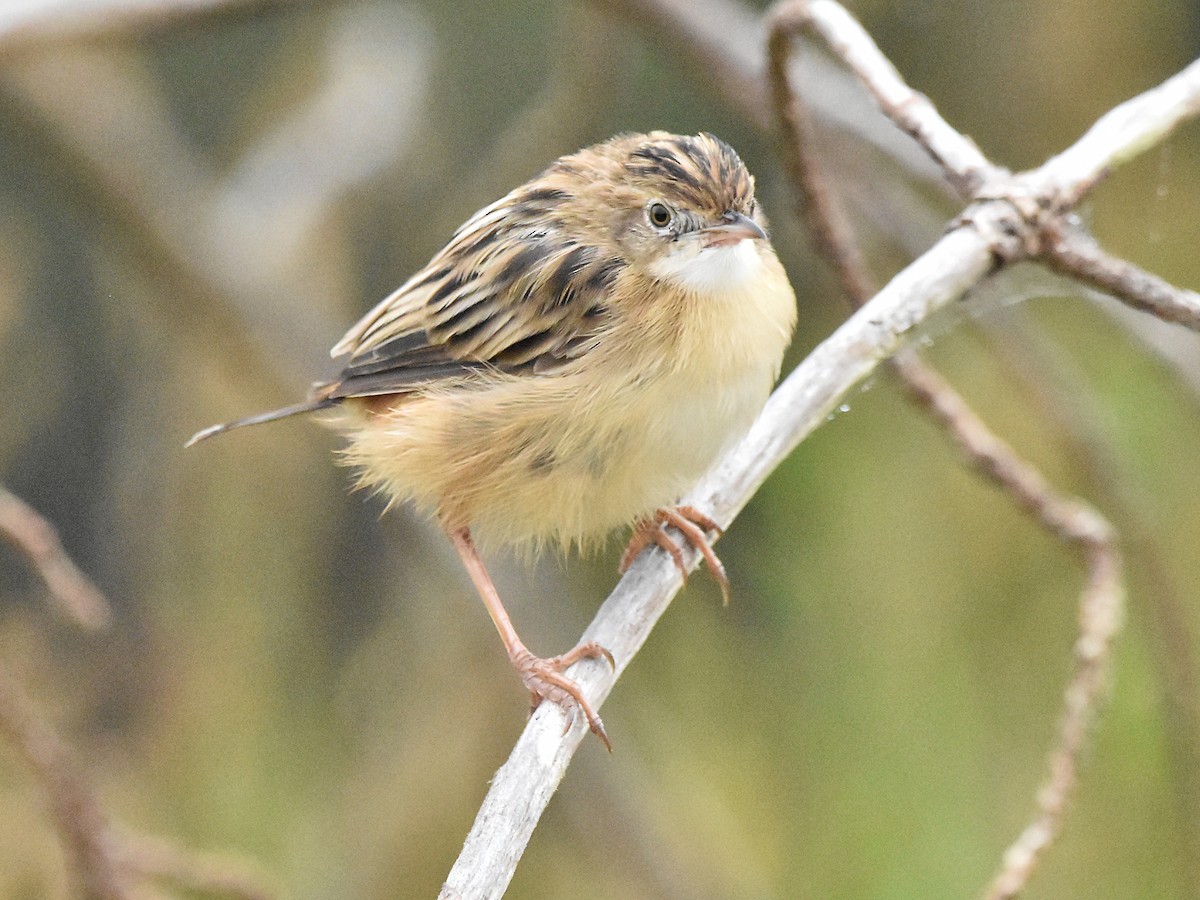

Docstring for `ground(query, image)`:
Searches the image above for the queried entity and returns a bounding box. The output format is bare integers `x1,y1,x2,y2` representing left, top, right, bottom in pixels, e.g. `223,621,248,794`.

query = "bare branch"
891,354,1125,900
0,0,289,49
0,485,112,630
441,219,1007,900
1044,227,1200,332
770,0,1000,196
0,663,278,899
0,664,134,899
766,2,876,299
983,534,1123,900
1030,56,1200,208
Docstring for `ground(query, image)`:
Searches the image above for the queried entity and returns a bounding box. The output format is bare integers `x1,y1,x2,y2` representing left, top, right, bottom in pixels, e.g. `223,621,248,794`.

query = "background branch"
0,485,111,630
0,664,131,899
0,0,290,49
0,664,277,899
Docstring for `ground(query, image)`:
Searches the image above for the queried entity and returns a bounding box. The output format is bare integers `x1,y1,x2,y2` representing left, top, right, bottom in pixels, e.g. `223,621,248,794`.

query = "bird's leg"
620,505,730,605
446,526,614,751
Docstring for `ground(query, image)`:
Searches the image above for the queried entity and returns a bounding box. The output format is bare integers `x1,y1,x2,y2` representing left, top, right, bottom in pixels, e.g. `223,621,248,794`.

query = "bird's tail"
184,397,338,447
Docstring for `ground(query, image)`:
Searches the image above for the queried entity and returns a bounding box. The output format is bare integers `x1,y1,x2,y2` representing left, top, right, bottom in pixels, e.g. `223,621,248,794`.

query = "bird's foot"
511,641,615,751
620,505,730,605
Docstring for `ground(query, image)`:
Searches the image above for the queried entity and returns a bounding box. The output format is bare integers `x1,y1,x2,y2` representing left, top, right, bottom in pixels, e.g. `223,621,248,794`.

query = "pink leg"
447,526,614,750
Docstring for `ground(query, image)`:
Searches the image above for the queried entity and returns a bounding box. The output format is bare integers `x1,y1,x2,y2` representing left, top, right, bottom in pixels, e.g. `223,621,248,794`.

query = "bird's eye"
647,202,673,229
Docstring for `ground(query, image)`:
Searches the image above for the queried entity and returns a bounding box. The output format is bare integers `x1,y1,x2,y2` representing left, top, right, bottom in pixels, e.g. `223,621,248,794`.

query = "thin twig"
0,0,290,50
890,353,1124,900
766,4,875,300
1044,226,1200,332
984,311,1200,895
0,664,134,899
984,534,1122,900
0,664,278,899
1029,56,1200,209
0,485,112,630
771,0,1000,196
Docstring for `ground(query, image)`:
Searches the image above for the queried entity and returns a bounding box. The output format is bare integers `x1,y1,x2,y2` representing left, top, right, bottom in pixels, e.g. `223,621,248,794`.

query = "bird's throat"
647,238,764,297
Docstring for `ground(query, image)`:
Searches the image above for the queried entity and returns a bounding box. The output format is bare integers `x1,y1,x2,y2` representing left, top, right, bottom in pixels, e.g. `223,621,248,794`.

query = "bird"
188,131,797,749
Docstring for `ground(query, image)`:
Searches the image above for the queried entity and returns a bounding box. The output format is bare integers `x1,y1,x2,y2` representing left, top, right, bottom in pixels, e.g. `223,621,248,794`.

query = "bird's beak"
699,211,768,247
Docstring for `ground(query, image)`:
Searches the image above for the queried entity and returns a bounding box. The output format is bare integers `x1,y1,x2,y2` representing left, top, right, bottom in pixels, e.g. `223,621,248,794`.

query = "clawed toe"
620,505,730,605
512,642,614,751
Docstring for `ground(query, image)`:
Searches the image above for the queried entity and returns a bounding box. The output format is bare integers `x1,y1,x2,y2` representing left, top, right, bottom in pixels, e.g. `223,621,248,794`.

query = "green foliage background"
1,0,1198,897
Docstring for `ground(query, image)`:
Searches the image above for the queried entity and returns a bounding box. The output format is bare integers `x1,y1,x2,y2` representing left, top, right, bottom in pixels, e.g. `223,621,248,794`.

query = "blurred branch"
0,0,289,51
771,0,998,195
1044,227,1200,331
113,832,277,900
0,663,277,899
588,0,770,127
985,309,1200,894
762,9,1197,883
0,51,303,397
0,484,111,630
440,1,1200,897
446,7,626,223
0,663,131,898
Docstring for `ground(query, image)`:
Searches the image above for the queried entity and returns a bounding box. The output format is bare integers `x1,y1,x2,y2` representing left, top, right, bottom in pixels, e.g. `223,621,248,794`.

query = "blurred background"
1,0,1199,897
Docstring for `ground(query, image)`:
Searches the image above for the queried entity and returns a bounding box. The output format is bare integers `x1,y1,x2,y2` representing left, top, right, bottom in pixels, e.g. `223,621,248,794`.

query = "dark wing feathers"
319,195,623,402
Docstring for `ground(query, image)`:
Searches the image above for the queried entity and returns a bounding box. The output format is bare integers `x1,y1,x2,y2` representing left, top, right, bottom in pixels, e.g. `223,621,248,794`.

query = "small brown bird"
189,132,796,748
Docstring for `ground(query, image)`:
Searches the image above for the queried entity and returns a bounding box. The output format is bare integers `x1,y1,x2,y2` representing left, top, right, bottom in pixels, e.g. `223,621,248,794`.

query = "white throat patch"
647,238,764,297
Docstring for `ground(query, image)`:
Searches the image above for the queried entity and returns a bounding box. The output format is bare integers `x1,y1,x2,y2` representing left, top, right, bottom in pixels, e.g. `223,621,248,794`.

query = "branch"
770,0,999,195
0,664,132,898
1030,56,1200,208
441,216,1006,900
0,0,288,49
0,1,427,401
1044,227,1200,331
0,485,112,630
893,353,1124,900
0,664,277,899
441,3,1200,897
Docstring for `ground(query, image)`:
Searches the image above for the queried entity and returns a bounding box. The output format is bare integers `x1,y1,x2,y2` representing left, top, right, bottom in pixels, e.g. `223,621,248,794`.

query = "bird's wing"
321,193,624,401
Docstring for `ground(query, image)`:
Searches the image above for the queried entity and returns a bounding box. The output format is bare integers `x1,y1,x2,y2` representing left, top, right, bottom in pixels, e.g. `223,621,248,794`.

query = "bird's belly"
462,359,770,550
